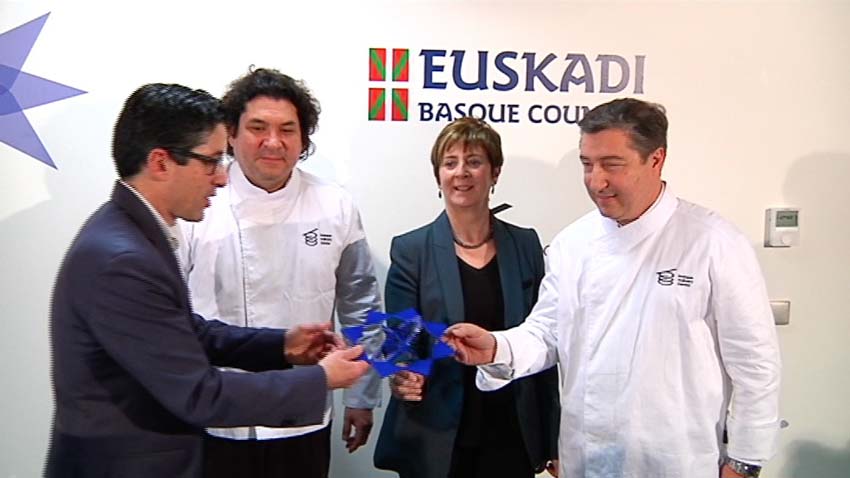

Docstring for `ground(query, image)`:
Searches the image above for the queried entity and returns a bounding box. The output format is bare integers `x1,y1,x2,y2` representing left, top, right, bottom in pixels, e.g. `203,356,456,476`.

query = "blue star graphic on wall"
0,13,86,169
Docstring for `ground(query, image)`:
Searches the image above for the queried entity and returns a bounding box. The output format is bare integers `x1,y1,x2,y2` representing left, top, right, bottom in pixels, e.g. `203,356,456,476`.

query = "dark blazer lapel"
431,212,465,325
111,181,189,305
494,220,524,328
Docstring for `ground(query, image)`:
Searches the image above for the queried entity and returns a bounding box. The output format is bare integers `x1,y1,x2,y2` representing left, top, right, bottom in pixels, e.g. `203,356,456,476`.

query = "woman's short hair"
430,117,504,182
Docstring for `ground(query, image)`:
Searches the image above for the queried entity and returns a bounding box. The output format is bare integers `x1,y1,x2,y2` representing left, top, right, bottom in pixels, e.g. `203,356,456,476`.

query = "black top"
453,255,524,448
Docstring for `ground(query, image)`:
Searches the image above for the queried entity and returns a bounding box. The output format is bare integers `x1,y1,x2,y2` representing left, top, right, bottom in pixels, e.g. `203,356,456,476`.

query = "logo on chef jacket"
303,228,332,247
656,268,693,287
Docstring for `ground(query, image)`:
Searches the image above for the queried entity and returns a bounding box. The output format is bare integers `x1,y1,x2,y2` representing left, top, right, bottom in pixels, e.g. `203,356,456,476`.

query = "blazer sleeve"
191,314,289,372
85,250,327,429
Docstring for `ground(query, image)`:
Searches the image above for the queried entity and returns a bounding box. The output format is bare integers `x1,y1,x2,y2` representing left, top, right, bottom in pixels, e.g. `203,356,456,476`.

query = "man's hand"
284,322,343,365
390,370,426,401
319,345,370,389
342,407,373,453
443,323,497,365
720,463,745,478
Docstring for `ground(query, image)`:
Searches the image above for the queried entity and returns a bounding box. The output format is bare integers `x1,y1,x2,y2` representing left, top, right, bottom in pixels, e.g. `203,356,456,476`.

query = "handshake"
284,323,371,390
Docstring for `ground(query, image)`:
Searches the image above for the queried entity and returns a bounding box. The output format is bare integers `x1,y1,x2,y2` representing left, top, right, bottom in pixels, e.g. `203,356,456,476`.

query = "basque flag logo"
368,48,408,121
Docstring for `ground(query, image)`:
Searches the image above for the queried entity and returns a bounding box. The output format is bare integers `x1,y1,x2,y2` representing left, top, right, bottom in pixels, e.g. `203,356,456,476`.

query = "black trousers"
448,442,535,478
202,425,331,478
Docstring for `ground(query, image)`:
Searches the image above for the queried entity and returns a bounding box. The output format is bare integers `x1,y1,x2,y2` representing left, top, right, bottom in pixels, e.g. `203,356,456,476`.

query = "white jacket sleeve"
335,206,382,409
712,230,782,464
476,236,562,391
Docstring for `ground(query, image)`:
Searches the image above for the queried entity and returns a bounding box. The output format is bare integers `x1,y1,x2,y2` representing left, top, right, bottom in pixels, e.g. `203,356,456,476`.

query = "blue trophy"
342,309,455,377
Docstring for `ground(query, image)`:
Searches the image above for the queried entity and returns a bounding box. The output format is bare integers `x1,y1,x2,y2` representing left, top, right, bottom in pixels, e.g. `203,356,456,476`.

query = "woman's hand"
390,370,426,401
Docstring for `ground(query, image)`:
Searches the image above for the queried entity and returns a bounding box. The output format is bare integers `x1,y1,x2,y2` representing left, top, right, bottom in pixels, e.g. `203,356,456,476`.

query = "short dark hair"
221,67,321,159
112,83,223,179
430,117,504,182
578,98,668,160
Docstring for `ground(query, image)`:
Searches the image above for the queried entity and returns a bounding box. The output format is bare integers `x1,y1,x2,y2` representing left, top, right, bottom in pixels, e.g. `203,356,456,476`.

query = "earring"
438,189,442,199
491,185,495,194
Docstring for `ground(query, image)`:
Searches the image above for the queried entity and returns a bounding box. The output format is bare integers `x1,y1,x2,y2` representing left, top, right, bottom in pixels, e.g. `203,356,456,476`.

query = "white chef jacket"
479,185,781,478
179,161,382,440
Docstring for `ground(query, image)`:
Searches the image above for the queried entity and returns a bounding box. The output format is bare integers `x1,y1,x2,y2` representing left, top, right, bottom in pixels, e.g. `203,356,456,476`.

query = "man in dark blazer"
46,83,369,478
374,211,560,478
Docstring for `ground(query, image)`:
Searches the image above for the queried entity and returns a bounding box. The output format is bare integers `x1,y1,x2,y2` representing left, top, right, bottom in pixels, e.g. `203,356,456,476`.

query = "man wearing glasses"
46,83,370,478
178,68,382,478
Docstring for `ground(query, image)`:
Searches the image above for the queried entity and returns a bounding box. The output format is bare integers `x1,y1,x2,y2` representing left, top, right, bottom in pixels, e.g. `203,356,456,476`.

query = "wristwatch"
725,457,762,477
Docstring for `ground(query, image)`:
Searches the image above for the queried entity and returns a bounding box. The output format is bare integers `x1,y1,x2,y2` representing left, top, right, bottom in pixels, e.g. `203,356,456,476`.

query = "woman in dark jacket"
374,117,560,478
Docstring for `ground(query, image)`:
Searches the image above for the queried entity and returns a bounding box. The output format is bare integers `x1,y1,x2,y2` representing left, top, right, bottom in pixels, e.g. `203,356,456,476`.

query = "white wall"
1,1,848,476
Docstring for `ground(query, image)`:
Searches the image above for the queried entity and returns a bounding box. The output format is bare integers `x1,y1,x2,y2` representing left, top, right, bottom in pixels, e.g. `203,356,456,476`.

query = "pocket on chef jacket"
671,282,710,324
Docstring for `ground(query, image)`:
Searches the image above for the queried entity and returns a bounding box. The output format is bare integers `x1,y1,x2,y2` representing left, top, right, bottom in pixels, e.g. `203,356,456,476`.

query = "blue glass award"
342,309,455,377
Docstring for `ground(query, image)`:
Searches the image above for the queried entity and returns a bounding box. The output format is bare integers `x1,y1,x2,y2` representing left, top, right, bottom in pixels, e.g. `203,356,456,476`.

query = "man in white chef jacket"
178,68,382,478
445,98,781,478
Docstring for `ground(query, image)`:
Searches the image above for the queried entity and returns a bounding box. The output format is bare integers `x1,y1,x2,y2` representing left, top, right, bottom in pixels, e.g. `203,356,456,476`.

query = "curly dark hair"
221,67,321,159
112,83,223,179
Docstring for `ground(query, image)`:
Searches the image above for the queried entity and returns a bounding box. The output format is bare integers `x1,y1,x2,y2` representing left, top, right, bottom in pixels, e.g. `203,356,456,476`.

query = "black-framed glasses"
168,148,227,176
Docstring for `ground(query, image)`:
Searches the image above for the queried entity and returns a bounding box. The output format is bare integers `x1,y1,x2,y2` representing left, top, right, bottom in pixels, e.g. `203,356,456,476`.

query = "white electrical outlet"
770,300,790,325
